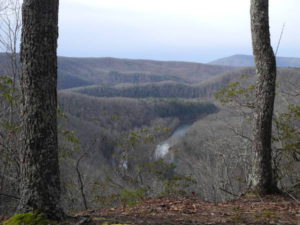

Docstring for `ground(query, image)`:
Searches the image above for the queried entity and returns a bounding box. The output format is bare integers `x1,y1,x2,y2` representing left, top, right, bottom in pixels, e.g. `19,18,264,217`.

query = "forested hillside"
0,53,237,89
210,54,300,67
1,49,300,215
1,0,300,223
56,63,299,208
66,67,300,100
57,56,237,86
170,67,300,201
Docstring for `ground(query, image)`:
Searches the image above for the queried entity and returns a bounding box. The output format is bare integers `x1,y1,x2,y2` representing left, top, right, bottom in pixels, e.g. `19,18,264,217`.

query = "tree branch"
0,192,20,200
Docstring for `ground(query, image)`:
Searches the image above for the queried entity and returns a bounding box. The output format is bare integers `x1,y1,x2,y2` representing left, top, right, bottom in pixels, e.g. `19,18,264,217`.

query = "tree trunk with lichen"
249,0,280,195
18,0,64,219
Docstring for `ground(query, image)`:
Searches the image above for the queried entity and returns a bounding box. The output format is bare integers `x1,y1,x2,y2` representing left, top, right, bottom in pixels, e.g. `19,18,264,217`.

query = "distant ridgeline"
209,54,300,67
1,52,300,211
69,82,211,99
56,55,237,89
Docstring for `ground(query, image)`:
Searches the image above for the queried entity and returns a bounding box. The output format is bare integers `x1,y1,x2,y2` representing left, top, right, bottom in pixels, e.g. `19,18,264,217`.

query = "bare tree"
0,0,21,215
0,0,21,83
249,0,280,194
18,0,64,219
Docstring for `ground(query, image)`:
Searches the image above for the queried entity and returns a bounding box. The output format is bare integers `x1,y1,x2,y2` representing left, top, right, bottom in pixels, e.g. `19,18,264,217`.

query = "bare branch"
219,188,239,197
76,152,88,210
275,23,286,56
0,192,20,200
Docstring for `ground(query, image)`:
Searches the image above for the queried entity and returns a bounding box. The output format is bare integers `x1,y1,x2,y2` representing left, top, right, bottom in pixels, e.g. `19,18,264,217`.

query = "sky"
59,0,300,63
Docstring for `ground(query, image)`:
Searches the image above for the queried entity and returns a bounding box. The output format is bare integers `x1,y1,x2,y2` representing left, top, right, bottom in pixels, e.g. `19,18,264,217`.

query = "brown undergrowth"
71,195,300,225
1,195,299,225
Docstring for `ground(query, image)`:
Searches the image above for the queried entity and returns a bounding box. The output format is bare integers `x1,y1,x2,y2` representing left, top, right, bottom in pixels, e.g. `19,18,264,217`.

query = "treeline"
57,56,236,84
58,71,186,90
70,81,218,99
67,67,300,99
94,71,186,86
59,91,218,131
71,82,201,99
58,74,93,89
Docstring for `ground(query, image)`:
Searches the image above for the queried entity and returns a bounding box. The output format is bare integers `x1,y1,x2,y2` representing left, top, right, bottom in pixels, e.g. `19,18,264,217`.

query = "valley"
1,1,300,223
55,54,300,208
1,53,299,213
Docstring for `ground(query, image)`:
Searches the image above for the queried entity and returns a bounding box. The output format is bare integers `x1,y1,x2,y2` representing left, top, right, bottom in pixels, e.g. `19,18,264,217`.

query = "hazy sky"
59,0,300,62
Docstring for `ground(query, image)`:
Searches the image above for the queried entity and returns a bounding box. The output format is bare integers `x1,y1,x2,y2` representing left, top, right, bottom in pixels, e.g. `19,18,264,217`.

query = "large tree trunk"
249,0,280,195
18,0,63,219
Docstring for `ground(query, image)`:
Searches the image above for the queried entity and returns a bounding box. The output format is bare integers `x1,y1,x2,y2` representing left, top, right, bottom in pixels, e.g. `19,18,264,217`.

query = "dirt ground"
71,195,300,225
1,195,299,224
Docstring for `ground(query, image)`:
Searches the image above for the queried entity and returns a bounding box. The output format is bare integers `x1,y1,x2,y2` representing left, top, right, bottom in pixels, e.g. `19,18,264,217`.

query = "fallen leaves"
2,195,298,224
82,195,300,224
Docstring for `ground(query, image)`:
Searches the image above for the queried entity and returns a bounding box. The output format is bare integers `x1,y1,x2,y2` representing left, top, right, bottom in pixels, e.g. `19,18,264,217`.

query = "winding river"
154,123,192,159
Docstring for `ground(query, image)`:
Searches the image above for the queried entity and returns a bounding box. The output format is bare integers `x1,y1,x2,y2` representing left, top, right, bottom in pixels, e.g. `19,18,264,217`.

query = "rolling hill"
57,56,237,87
209,54,300,67
0,53,238,89
1,52,300,211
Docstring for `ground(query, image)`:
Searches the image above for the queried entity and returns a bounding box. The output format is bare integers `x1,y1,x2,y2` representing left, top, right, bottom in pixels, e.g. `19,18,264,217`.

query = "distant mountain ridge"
2,53,299,91
0,53,237,89
57,56,237,87
209,54,300,67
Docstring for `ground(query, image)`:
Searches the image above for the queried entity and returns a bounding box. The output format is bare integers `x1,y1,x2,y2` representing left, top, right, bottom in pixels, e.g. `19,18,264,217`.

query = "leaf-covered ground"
1,195,299,224
71,195,300,225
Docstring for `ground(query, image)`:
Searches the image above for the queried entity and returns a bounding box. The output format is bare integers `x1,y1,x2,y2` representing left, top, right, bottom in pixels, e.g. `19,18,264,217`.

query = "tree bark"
249,0,280,195
18,0,64,219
